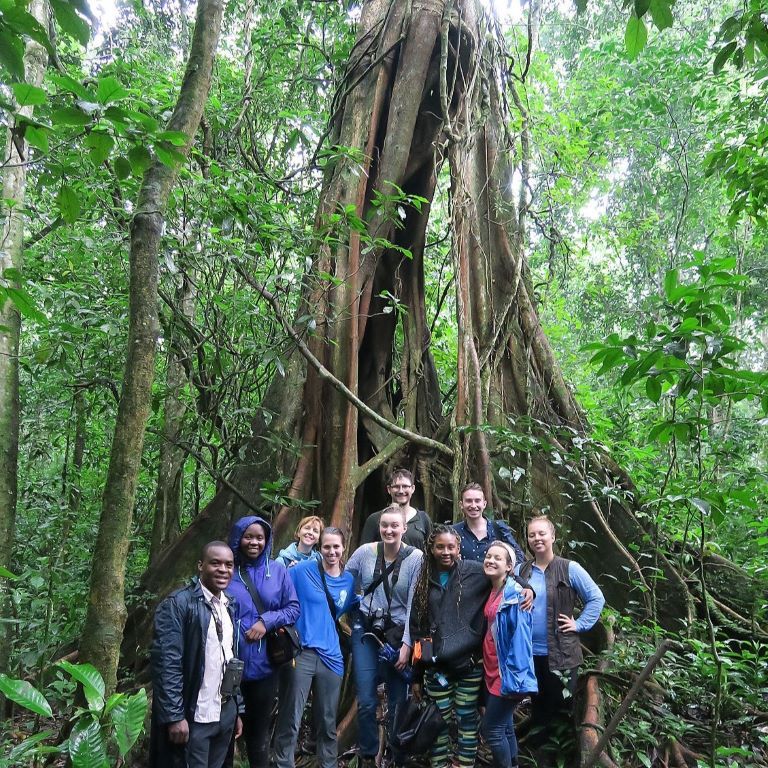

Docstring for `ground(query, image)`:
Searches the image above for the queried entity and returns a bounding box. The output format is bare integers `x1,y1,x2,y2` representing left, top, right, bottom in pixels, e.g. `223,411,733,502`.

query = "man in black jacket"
150,541,242,768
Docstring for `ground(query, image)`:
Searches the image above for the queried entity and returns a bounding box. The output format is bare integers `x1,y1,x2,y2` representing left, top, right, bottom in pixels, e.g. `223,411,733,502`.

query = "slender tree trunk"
149,270,197,565
78,0,224,693
0,0,48,686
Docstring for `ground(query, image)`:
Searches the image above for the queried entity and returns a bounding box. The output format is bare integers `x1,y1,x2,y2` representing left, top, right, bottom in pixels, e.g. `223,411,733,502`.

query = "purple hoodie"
228,515,300,681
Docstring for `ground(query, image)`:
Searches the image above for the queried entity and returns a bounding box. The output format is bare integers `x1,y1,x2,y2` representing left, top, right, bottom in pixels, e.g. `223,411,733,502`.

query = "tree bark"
0,0,48,686
149,269,197,565
78,0,224,694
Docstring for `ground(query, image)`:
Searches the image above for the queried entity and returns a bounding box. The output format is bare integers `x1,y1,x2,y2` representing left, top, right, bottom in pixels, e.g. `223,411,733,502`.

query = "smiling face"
527,518,555,558
483,544,513,584
431,531,460,571
320,532,344,569
298,521,321,549
387,474,415,507
379,509,406,546
240,522,267,561
460,488,487,521
198,544,235,596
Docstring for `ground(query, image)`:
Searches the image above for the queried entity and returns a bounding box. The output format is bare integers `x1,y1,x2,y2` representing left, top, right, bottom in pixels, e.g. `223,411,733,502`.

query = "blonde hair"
527,514,556,537
380,504,407,524
294,515,325,540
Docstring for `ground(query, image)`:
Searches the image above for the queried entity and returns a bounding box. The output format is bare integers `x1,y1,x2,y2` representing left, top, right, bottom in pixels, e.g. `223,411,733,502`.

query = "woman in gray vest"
516,515,604,757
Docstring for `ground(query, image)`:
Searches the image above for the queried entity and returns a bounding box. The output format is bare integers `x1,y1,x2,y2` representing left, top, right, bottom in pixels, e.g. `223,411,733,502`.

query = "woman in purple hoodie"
228,515,300,768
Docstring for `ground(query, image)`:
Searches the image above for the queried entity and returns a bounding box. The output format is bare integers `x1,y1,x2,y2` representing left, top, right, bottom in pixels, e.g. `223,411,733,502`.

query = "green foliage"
0,663,147,765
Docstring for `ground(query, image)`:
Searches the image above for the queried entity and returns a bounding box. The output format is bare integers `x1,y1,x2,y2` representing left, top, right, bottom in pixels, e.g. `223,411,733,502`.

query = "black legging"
240,674,279,768
530,656,578,749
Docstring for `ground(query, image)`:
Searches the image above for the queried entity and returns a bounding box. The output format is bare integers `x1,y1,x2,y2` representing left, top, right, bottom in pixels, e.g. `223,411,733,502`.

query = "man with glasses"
360,468,432,550
150,541,243,768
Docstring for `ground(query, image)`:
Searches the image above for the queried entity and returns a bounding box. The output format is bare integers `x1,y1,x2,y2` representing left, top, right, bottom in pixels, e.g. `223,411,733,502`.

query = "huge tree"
136,0,759,638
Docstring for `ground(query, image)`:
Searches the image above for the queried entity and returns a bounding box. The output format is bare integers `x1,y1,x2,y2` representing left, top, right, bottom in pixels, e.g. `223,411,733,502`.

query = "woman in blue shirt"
272,527,358,768
516,515,605,757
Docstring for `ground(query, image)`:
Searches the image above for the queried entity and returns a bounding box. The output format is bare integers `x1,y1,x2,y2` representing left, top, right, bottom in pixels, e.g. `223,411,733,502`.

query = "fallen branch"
582,639,676,768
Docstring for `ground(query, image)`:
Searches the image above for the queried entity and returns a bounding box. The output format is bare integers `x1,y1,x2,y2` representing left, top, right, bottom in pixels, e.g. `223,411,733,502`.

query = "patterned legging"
424,665,484,768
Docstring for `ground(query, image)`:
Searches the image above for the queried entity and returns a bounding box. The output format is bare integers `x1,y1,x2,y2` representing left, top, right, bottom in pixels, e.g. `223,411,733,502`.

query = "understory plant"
0,661,147,767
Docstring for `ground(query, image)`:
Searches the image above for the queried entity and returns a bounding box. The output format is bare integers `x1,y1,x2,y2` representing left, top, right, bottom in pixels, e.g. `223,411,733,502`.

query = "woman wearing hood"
228,515,300,768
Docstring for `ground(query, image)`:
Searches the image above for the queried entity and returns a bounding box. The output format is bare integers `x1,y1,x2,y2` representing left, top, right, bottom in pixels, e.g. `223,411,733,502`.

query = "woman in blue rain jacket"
227,515,300,768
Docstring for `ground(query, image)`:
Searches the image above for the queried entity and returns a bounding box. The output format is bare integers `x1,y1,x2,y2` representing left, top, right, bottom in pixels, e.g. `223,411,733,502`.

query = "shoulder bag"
239,567,301,666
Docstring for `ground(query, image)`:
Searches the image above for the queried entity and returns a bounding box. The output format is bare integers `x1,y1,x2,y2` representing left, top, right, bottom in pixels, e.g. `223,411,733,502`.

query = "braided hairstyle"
411,524,461,635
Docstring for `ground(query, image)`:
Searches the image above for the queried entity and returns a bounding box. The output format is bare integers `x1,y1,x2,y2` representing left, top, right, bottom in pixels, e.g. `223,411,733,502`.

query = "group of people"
149,469,605,768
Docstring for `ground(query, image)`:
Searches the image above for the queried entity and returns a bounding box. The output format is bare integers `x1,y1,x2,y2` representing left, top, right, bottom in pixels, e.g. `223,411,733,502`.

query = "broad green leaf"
124,109,159,132
648,0,672,31
0,676,53,717
57,661,105,711
52,106,91,126
713,41,737,74
68,717,109,768
663,268,678,298
691,497,711,516
0,29,25,80
0,565,17,578
50,73,93,100
85,131,114,165
114,156,132,179
2,6,54,55
154,141,185,168
25,125,49,153
127,145,152,174
11,82,46,106
9,730,59,760
50,0,91,45
112,688,148,756
625,13,647,59
96,75,128,104
645,376,661,403
56,185,81,224
6,286,47,323
157,130,189,146
634,0,650,17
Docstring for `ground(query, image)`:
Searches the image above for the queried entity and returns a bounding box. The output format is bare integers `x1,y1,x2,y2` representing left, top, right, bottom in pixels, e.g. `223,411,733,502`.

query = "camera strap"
364,543,411,617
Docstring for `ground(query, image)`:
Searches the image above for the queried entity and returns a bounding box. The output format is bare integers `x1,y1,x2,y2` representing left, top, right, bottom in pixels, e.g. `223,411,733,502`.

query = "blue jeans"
351,625,408,759
481,691,518,768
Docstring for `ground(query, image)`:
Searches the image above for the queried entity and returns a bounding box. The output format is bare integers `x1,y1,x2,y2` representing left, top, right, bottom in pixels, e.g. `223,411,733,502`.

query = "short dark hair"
201,540,231,561
388,468,414,486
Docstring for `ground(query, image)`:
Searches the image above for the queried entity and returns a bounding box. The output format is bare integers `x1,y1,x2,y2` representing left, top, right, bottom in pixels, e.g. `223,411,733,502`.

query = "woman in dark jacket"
409,525,491,768
227,515,300,768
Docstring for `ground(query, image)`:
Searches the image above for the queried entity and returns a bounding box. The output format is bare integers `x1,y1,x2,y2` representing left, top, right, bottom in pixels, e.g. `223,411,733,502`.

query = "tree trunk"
78,0,224,694
127,0,762,662
149,269,197,565
0,0,48,687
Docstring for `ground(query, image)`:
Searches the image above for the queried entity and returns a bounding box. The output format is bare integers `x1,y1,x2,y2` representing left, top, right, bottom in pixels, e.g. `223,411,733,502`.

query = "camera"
368,609,387,636
220,657,244,697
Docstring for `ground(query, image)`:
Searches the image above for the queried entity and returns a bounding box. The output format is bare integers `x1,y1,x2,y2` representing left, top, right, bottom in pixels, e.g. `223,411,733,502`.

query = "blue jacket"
227,515,300,681
494,577,538,697
276,541,322,568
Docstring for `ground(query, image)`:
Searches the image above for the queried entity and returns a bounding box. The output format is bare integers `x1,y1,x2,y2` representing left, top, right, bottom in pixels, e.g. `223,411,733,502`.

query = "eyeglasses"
389,484,413,490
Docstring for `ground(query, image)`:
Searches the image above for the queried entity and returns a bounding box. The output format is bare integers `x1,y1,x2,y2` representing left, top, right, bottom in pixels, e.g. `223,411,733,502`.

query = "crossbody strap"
239,566,266,616
317,561,342,627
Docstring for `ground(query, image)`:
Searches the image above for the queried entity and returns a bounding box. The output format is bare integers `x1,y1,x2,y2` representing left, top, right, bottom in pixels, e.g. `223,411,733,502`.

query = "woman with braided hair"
410,526,534,768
